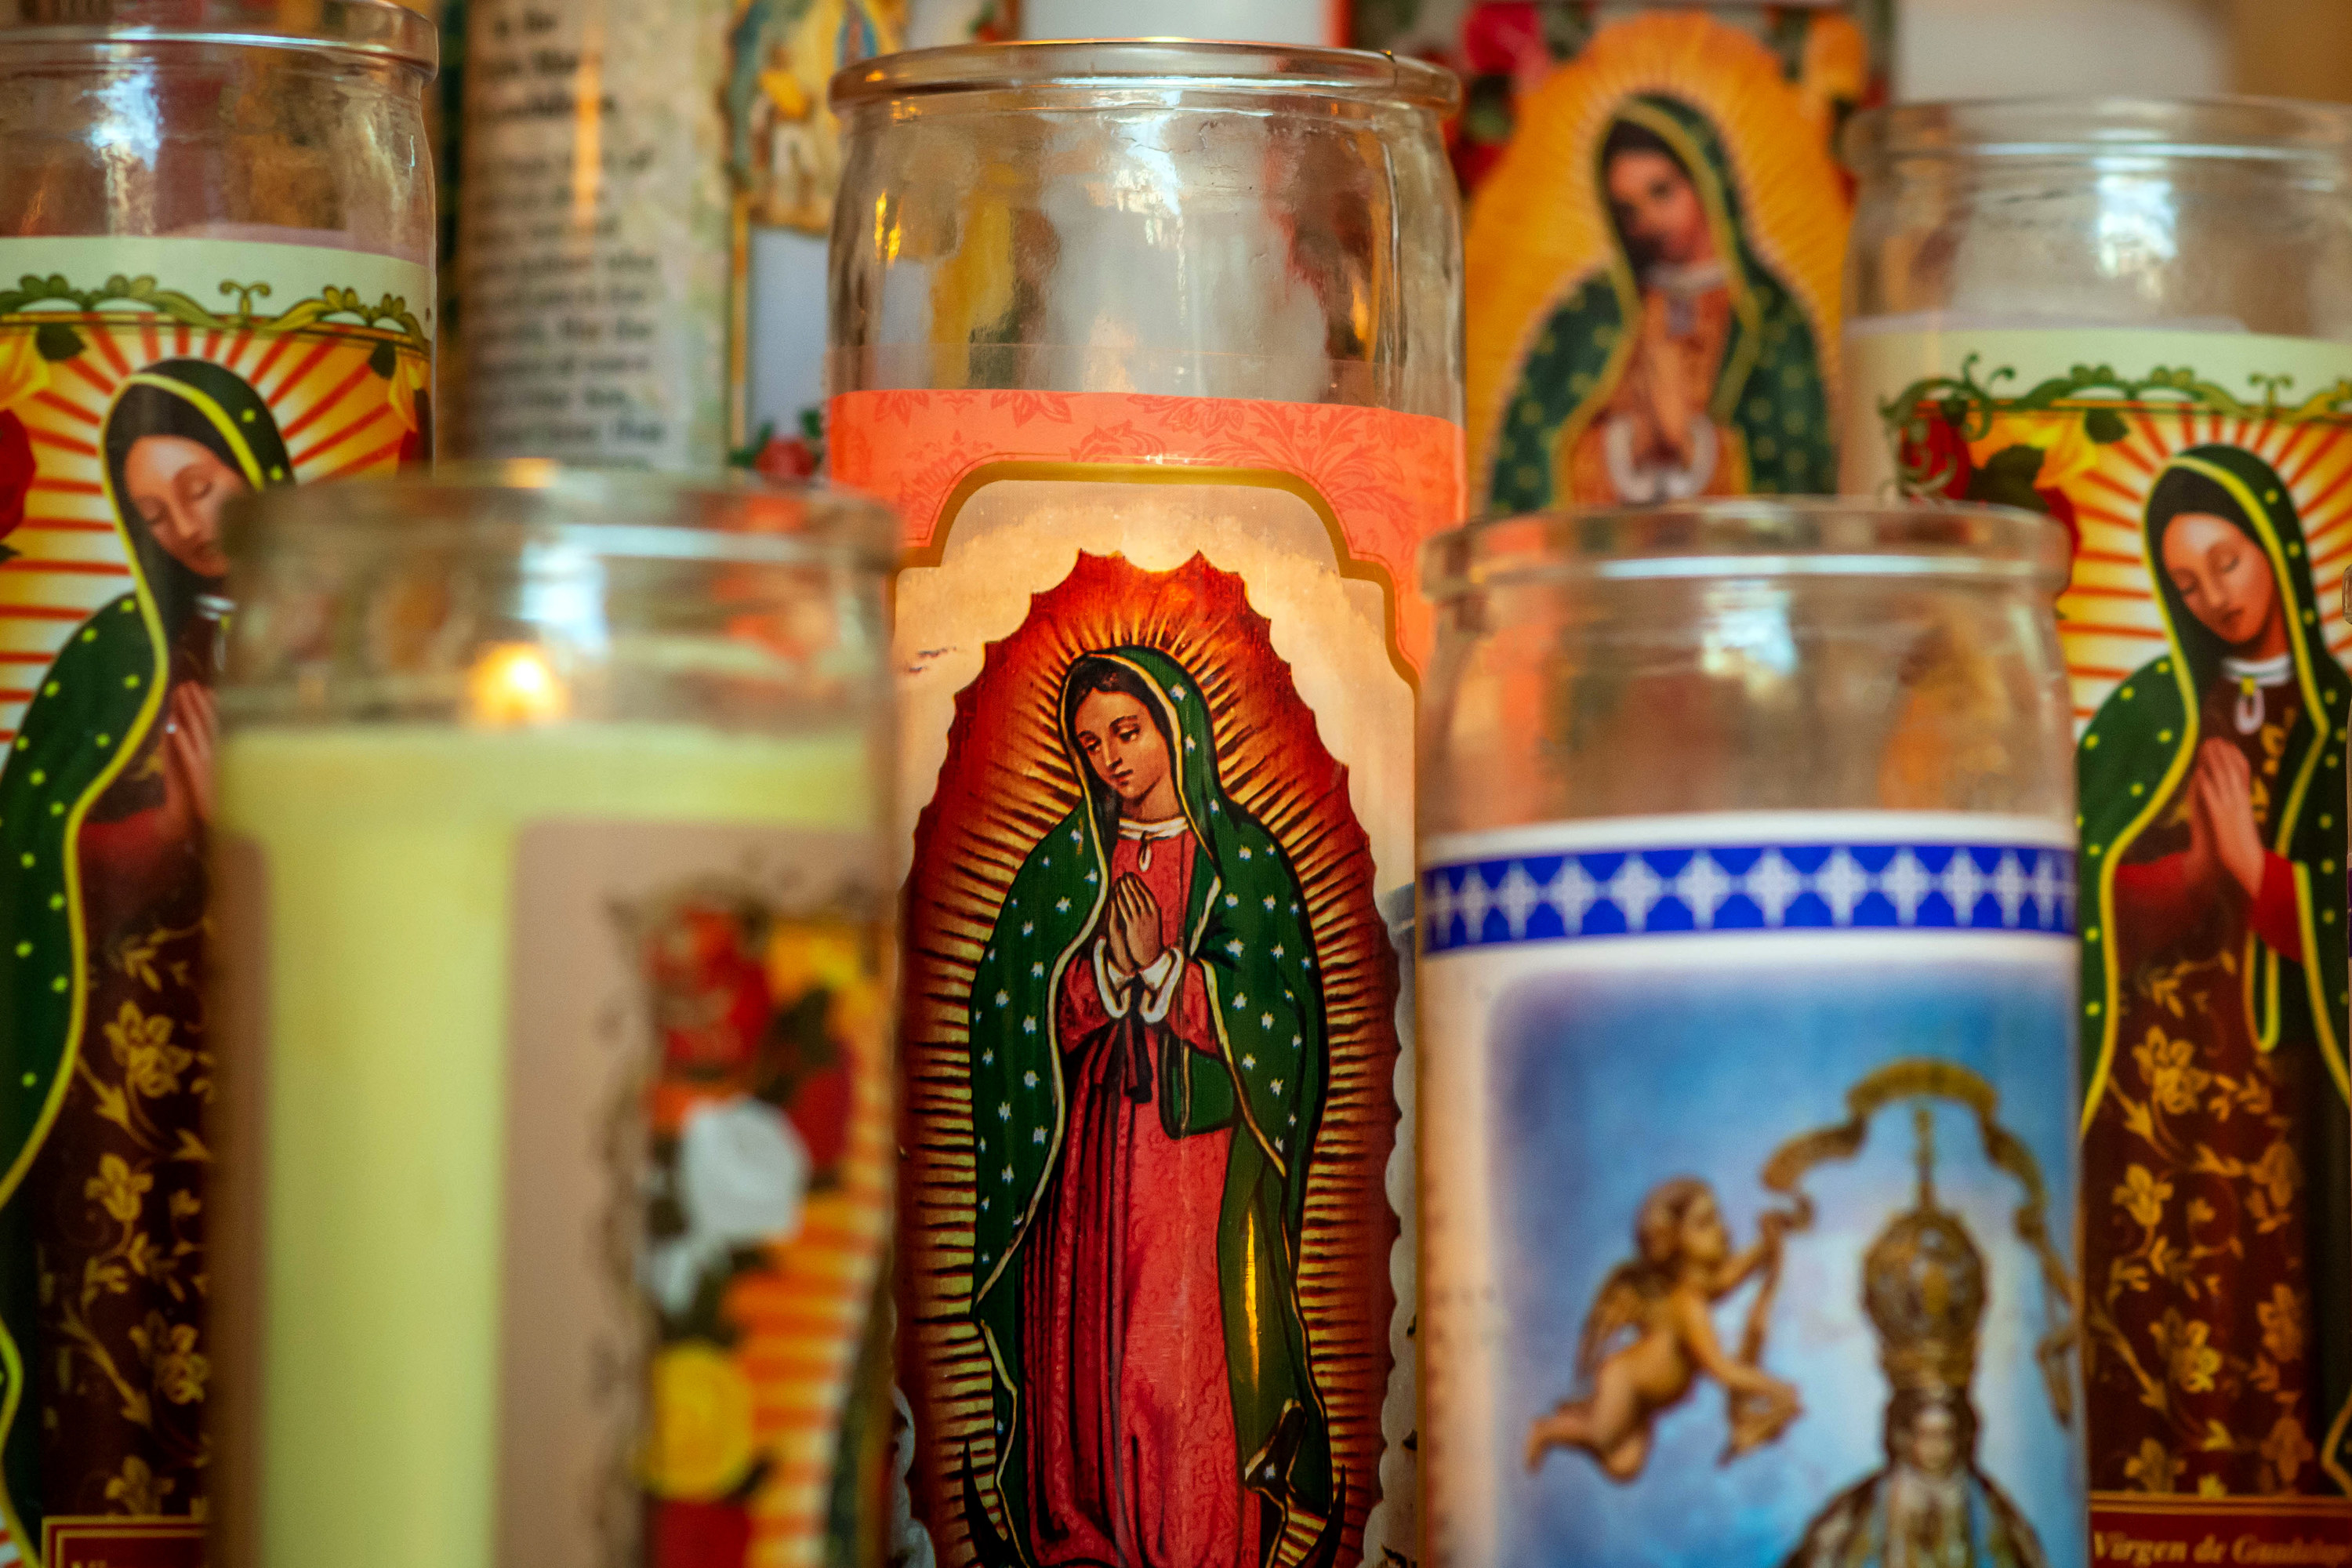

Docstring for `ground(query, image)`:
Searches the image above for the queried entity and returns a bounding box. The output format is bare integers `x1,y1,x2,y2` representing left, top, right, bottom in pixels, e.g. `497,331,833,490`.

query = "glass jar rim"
0,0,435,67
223,463,898,574
829,39,1459,113
1846,95,2352,171
1422,499,2071,599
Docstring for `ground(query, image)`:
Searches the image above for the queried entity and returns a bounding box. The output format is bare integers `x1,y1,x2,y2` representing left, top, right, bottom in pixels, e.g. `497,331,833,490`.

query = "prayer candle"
206,470,898,1568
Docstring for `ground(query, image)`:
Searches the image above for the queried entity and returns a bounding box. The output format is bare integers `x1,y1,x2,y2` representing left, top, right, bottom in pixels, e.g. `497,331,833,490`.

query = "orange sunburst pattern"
899,553,1400,1568
0,308,427,737
1929,402,2352,722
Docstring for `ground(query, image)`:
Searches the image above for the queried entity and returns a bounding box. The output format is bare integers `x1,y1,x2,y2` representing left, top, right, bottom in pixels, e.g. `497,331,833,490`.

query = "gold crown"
1862,1108,1987,1395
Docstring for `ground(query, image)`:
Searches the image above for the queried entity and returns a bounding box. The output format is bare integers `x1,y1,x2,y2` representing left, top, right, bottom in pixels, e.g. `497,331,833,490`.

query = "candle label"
832,390,1464,1568
1456,6,1866,517
211,818,895,1568
1847,326,2352,1552
1416,813,2088,1568
502,820,892,1568
0,236,429,1567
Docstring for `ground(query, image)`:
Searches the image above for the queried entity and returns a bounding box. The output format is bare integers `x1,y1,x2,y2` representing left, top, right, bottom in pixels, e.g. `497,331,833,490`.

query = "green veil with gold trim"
0,359,290,1540
1484,93,1833,512
2075,442,2352,1484
963,644,1334,1563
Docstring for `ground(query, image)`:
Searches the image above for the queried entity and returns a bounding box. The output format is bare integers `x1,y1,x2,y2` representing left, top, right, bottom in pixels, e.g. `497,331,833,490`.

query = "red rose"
0,411,32,543
1897,409,1973,501
751,435,818,481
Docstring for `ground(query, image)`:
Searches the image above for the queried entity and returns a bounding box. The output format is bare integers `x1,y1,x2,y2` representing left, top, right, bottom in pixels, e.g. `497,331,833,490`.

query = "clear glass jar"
1842,101,2352,1529
1416,499,2088,1568
1843,97,2352,337
828,43,1462,1568
0,0,434,257
828,40,1462,413
205,466,898,1568
1420,500,2076,831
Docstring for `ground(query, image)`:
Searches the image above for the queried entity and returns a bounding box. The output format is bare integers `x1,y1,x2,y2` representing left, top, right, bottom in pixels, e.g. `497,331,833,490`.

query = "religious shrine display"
1845,97,2352,1562
0,4,435,1563
827,41,1464,1568
205,471,900,1568
1415,499,2089,1568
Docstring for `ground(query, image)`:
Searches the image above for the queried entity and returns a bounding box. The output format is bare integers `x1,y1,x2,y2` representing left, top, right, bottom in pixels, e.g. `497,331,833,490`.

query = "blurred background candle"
205,467,898,1568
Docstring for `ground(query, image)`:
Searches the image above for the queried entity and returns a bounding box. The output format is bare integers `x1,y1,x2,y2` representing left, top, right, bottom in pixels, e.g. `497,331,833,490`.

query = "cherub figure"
1526,1176,1802,1482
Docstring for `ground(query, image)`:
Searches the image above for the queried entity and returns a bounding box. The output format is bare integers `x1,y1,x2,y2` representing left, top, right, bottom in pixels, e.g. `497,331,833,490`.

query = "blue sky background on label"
1489,955,2085,1568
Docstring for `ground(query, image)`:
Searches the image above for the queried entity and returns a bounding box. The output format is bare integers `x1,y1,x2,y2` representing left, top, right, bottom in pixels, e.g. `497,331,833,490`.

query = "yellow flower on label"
155,1323,208,1406
2258,1283,2307,1366
129,1311,209,1405
2116,1163,2172,1229
2248,1140,2303,1212
103,1455,172,1514
104,1000,194,1099
1968,412,2101,494
2151,1308,2222,1394
2132,1026,2210,1116
2123,1437,2181,1494
768,925,869,1007
641,1341,757,1501
2261,1414,2316,1491
87,1153,152,1225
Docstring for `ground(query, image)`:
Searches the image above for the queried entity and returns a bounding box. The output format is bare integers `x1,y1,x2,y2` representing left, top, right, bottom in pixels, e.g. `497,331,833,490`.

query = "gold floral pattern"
2085,688,2329,1499
2124,1438,2183,1494
104,1000,194,1102
85,1155,152,1226
2150,1309,2221,1395
2256,1286,2307,1367
2261,1414,2317,1494
2133,1028,2210,1116
34,887,212,1520
103,1455,171,1515
2116,1164,2172,1229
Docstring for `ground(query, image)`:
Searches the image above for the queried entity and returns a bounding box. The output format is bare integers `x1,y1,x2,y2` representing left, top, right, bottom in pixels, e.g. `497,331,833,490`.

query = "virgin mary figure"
2078,444,2350,1492
0,359,291,1531
1485,94,1832,512
962,647,1335,1568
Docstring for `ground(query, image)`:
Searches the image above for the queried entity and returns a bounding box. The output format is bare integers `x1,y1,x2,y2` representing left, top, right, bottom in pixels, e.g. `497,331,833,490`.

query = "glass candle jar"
0,4,433,1559
1417,499,2086,1568
1842,100,2352,1545
829,41,1460,1568
1397,0,1890,517
204,467,898,1568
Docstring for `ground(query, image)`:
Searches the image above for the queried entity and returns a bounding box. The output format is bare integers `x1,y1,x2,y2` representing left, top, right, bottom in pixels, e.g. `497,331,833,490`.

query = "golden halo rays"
2016,408,2352,721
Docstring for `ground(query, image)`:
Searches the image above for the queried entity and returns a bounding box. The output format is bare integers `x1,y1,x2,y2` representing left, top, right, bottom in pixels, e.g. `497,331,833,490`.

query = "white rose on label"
643,1094,810,1315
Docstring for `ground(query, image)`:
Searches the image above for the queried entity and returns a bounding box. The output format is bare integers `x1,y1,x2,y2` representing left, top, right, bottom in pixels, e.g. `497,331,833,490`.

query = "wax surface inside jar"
214,723,870,1568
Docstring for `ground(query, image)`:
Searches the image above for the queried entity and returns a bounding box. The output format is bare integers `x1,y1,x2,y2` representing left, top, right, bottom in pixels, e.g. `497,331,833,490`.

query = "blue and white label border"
1421,812,2076,954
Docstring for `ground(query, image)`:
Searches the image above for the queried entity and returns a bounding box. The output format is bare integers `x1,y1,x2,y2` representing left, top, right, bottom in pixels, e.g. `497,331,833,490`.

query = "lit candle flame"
466,642,569,726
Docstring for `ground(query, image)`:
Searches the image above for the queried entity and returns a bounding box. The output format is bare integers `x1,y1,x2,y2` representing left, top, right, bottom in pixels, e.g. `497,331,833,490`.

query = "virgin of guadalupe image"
2078,444,2350,1493
1784,1116,2048,1568
0,360,290,1527
1485,94,1832,513
960,646,1338,1568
